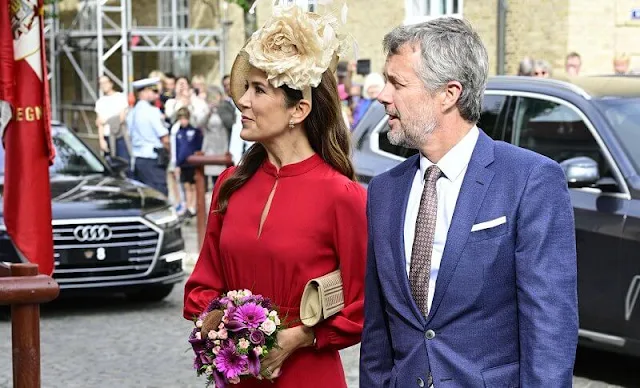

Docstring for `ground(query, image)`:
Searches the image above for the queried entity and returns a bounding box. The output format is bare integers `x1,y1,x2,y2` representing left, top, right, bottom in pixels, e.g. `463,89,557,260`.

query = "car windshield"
595,97,640,173
0,126,106,176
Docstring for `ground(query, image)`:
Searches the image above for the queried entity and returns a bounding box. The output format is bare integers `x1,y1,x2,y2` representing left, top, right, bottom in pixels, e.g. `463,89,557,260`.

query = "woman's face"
176,78,190,96
237,67,296,143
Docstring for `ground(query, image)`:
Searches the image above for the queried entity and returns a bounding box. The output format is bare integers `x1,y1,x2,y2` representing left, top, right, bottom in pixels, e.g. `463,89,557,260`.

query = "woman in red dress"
183,4,366,387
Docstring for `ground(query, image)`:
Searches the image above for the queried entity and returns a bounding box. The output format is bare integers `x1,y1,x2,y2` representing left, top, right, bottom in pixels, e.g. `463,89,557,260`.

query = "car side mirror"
559,156,599,187
106,155,129,175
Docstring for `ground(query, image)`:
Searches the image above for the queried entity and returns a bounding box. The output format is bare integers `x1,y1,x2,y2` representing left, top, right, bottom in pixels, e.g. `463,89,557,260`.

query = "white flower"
227,290,238,298
208,330,218,340
244,5,345,92
269,311,281,325
253,346,263,356
259,319,277,336
205,366,213,375
218,329,228,340
195,320,203,328
243,289,253,296
195,332,202,340
238,338,250,350
212,346,221,355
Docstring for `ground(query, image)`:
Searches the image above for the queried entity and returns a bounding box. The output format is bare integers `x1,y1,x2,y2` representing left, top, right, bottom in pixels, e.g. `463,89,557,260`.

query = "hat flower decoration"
231,0,353,106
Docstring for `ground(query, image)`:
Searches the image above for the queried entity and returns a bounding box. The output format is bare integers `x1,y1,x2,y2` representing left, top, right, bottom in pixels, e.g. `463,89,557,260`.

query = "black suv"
353,75,640,357
0,122,186,301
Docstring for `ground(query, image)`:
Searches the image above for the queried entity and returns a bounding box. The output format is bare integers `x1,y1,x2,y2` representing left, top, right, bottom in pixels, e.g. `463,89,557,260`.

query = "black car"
353,75,640,357
0,122,186,301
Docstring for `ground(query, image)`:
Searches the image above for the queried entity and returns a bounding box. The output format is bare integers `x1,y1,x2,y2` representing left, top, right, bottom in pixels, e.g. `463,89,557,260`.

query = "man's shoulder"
369,154,418,192
492,140,560,171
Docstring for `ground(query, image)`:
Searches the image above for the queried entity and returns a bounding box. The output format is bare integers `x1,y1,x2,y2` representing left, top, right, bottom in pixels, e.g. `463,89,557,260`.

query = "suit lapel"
426,132,495,324
389,154,427,326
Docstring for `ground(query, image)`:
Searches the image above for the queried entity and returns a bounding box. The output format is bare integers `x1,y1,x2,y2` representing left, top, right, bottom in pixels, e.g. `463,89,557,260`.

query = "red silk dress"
184,154,367,388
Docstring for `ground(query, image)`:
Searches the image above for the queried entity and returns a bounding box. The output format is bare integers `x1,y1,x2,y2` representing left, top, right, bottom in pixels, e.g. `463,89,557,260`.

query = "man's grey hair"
383,17,489,123
518,57,535,76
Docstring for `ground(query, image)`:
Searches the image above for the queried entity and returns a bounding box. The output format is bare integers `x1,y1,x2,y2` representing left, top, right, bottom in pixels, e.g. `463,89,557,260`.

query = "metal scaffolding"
45,0,226,134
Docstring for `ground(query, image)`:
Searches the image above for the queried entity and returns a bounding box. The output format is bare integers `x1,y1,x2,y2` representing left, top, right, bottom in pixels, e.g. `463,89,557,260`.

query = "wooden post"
0,262,59,388
194,164,206,249
186,153,233,250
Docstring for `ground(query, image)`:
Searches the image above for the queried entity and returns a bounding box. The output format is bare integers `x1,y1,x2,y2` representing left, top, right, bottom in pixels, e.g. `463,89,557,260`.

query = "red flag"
1,0,55,275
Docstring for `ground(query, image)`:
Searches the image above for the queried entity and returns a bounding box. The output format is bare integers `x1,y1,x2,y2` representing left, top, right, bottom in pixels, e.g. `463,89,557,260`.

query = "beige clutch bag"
300,269,344,327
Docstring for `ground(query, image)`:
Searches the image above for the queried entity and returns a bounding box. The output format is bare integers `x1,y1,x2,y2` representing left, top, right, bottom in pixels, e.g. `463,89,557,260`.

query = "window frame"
497,91,630,199
479,92,511,141
404,0,464,25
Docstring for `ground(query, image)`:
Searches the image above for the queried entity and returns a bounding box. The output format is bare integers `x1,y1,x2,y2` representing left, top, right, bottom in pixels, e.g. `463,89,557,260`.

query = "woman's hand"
260,326,315,379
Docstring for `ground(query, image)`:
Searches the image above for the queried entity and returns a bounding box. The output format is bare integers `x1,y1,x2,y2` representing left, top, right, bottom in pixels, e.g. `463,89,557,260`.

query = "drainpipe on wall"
497,0,507,75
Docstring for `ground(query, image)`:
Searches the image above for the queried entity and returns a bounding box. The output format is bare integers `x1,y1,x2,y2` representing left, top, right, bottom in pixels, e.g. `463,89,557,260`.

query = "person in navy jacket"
175,107,203,217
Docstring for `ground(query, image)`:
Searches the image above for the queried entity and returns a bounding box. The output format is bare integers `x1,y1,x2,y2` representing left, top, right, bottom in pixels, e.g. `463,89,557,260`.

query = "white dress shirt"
404,126,479,312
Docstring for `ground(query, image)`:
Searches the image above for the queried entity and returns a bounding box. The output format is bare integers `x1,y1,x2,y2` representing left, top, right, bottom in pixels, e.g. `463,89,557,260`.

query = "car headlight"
145,207,179,228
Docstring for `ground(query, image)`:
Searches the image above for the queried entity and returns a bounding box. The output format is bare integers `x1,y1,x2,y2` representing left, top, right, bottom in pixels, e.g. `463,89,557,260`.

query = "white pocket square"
471,216,507,232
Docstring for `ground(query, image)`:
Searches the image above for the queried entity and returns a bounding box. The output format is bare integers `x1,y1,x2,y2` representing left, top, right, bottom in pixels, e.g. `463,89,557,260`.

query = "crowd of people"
94,71,246,218
93,62,390,219
518,51,636,77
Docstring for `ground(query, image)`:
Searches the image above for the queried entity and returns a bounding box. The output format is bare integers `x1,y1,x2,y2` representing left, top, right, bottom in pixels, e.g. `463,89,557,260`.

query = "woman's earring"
289,120,295,129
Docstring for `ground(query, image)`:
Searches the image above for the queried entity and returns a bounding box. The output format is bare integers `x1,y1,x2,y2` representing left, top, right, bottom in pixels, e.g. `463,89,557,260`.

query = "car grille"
52,219,162,283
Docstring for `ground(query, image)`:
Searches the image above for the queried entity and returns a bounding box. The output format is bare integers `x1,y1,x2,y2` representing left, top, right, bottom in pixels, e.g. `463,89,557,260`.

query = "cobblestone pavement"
0,222,637,387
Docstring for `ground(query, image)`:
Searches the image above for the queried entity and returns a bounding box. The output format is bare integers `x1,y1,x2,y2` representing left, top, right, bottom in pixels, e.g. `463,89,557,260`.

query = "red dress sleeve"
183,167,235,320
314,181,368,350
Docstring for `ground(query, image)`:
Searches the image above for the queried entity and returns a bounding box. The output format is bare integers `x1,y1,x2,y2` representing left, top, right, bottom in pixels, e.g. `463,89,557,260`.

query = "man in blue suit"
359,18,578,387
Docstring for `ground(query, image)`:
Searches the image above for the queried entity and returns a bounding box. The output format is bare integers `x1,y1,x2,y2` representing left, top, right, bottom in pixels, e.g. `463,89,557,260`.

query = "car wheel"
125,285,174,302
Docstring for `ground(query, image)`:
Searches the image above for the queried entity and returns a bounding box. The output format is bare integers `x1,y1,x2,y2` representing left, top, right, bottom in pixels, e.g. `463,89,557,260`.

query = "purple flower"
213,370,227,388
225,320,247,332
207,299,224,311
233,303,267,329
241,295,265,305
249,330,265,346
247,348,261,376
214,344,248,381
261,298,273,310
198,351,212,365
189,328,205,353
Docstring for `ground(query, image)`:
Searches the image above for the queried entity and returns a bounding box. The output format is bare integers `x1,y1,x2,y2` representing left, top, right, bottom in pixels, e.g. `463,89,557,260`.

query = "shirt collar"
419,125,480,182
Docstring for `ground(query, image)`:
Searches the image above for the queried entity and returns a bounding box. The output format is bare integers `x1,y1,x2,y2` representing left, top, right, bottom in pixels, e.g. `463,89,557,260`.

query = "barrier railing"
0,262,60,388
186,152,234,249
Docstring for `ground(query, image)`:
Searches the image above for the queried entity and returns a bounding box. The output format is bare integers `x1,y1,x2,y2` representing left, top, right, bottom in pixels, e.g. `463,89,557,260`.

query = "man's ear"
441,81,463,113
290,99,312,126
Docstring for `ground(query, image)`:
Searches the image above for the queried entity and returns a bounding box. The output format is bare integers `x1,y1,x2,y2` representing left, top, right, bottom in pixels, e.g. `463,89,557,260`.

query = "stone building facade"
55,0,640,109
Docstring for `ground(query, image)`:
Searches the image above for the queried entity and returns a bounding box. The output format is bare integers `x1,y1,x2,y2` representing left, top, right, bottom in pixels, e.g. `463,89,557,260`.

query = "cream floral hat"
230,1,351,108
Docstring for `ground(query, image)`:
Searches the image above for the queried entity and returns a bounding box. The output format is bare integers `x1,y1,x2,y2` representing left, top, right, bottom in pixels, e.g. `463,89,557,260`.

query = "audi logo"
73,225,113,242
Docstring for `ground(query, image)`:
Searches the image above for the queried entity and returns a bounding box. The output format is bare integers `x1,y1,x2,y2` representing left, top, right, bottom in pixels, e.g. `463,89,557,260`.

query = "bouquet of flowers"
189,289,284,387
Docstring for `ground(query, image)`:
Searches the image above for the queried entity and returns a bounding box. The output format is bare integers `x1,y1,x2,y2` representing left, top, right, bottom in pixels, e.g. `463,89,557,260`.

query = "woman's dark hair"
176,75,191,85
216,70,355,214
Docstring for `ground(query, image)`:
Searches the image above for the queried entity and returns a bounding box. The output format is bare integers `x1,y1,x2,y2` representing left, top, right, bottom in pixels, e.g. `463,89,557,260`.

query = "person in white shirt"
95,75,131,173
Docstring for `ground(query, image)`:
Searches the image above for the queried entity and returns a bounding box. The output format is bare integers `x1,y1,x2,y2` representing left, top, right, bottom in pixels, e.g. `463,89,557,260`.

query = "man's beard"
387,104,437,149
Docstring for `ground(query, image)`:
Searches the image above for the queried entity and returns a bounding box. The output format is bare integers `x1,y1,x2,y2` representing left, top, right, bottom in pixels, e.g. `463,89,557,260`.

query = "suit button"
417,377,425,387
425,329,436,340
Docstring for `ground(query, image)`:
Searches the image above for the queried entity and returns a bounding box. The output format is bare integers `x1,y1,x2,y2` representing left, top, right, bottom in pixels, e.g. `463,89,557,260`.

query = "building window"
404,0,463,25
158,0,191,76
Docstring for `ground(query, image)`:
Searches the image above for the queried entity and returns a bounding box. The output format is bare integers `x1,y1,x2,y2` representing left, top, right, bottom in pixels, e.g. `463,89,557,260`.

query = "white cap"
132,77,160,90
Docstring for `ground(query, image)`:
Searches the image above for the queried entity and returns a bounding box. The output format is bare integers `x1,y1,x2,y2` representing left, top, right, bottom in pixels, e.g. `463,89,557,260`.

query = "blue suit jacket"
360,131,578,387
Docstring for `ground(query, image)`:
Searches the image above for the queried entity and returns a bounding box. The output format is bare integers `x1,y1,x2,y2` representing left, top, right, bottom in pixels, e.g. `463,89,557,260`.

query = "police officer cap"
132,77,160,90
